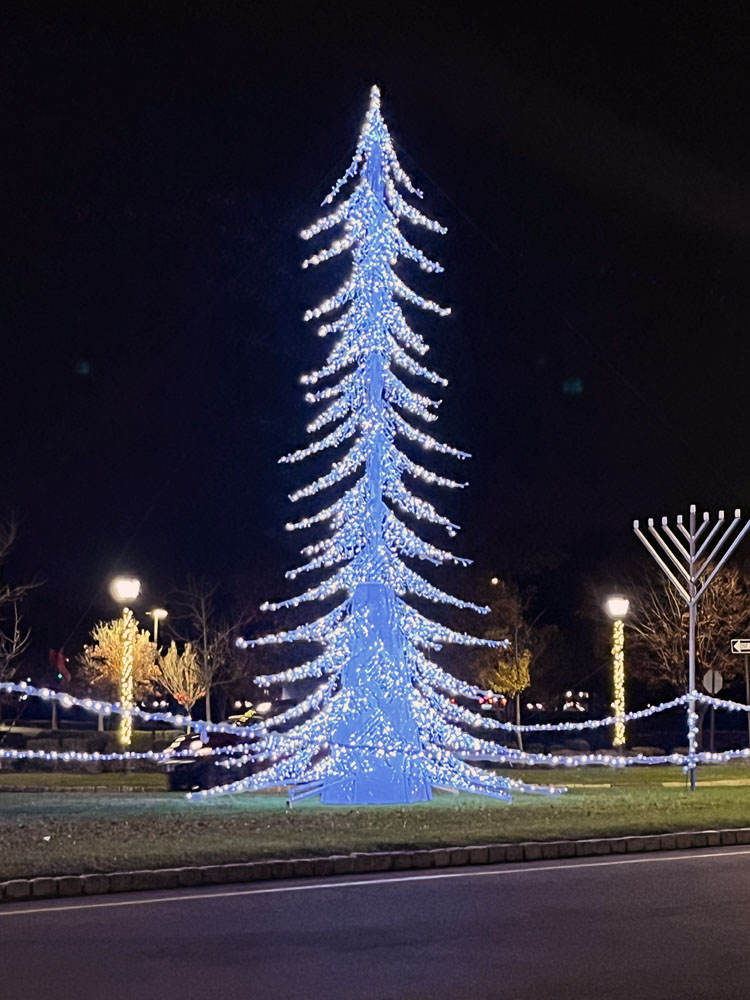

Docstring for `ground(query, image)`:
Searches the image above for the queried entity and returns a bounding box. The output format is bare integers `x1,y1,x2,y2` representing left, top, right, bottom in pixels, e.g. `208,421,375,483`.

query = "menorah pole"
635,505,750,792
687,506,698,790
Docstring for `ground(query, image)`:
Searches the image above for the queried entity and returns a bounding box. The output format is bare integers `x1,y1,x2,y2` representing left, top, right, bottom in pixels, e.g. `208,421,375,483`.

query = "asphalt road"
2,848,750,1000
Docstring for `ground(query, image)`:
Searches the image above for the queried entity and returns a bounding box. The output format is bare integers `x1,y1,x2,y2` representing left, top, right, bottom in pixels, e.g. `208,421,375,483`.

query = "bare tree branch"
0,515,38,683
628,566,750,691
169,576,262,720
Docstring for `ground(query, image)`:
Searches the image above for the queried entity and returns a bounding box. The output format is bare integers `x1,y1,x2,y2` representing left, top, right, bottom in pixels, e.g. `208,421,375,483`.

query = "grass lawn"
1,762,750,881
0,771,166,789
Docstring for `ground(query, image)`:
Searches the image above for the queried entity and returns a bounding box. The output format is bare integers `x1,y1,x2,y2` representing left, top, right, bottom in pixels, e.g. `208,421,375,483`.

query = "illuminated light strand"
459,746,750,768
385,371,441,423
392,411,469,458
384,511,470,567
398,454,466,490
119,607,135,747
612,618,626,746
0,682,264,739
305,397,351,435
0,743,258,764
5,683,750,780
279,414,358,464
474,696,695,733
6,680,749,737
4,733,750,773
390,340,447,387
692,691,750,713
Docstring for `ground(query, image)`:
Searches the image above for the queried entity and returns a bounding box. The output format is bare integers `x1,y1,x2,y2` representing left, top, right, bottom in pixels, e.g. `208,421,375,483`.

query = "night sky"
3,2,750,657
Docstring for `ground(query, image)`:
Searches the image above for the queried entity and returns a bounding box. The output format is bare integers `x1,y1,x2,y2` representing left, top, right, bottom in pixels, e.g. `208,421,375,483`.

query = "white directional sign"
730,639,750,654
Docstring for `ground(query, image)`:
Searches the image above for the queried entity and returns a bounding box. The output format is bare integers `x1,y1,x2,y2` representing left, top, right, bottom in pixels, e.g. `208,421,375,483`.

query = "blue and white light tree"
224,87,561,806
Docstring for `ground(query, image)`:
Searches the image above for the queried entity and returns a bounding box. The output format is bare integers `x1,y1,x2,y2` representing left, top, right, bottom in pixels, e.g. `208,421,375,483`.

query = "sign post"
702,670,722,752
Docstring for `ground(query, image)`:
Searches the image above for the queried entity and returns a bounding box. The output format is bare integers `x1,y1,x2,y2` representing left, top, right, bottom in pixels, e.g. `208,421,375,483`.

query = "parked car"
160,709,260,792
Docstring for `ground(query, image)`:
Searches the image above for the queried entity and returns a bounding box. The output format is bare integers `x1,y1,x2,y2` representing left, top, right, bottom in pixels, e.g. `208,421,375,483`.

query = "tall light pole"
148,608,168,648
605,595,629,747
110,577,141,746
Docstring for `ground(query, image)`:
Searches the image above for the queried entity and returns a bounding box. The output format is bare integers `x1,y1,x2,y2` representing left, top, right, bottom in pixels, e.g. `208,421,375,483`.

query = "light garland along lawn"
1,762,750,881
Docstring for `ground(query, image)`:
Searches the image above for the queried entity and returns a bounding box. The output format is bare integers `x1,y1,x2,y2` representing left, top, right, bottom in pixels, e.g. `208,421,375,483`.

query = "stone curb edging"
2,826,749,904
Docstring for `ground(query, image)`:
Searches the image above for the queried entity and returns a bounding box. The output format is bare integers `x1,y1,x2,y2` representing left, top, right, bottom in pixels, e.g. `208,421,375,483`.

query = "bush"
563,739,591,753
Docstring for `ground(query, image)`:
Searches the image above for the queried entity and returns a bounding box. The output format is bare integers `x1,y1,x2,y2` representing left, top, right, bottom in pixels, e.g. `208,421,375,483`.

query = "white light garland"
3,682,750,780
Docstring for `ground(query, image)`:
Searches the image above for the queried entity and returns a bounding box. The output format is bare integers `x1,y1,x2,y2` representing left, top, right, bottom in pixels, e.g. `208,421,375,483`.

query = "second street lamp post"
605,596,629,747
148,607,168,648
110,577,141,746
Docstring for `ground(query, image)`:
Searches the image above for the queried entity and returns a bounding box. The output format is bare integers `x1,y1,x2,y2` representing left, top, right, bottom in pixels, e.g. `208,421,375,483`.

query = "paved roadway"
2,848,750,1000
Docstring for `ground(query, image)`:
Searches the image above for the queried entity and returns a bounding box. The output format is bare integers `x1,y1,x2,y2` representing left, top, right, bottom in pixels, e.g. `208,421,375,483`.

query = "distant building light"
562,377,583,396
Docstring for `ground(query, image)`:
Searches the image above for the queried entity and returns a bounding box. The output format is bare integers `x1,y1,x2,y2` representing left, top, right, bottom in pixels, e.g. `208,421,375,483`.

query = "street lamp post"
605,596,629,747
110,577,141,746
148,608,168,648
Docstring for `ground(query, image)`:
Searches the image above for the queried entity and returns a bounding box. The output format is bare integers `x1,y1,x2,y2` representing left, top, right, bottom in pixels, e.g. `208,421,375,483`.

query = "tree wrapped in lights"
155,641,207,715
225,86,561,806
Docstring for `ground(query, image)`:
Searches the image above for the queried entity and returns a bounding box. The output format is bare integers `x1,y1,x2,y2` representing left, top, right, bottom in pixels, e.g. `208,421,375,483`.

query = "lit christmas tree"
221,86,561,805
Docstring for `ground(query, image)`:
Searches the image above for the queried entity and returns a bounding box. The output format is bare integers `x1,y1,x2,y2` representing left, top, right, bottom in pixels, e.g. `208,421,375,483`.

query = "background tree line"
4,513,750,728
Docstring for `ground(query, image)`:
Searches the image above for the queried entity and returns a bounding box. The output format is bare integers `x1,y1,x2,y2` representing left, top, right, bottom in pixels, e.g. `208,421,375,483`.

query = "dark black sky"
3,1,750,652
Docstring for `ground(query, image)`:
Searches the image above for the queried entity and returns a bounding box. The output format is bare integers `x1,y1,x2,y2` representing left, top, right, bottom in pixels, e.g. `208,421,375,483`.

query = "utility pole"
633,506,750,790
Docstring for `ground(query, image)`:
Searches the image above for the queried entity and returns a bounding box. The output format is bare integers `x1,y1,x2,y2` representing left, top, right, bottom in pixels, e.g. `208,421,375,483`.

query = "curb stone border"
2,827,749,903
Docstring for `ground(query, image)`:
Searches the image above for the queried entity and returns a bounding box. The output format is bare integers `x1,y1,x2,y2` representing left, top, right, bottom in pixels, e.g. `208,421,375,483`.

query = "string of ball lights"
0,681,263,739
0,743,256,764
4,680,750,785
5,680,750,735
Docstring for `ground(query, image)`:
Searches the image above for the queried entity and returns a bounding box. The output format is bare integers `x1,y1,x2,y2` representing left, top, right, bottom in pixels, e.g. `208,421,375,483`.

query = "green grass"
1,762,750,881
0,771,166,789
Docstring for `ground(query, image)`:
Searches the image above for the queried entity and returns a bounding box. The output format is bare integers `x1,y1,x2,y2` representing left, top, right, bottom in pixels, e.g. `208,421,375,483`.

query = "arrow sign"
730,639,750,654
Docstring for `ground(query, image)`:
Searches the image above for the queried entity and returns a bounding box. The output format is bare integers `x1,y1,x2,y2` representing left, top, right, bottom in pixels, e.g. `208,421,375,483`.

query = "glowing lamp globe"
605,596,629,619
110,577,141,604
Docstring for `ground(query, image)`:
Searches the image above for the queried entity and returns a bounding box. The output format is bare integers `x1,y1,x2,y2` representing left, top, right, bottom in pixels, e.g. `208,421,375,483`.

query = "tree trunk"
97,710,104,732
51,699,58,731
205,685,212,722
515,693,523,752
